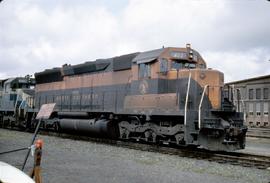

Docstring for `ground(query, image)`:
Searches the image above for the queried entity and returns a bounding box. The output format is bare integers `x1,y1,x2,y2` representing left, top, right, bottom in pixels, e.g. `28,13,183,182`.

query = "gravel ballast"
0,129,269,183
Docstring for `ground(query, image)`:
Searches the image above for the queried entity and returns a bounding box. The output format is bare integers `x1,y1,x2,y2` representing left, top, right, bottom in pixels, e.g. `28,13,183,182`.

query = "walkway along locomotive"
1,45,247,151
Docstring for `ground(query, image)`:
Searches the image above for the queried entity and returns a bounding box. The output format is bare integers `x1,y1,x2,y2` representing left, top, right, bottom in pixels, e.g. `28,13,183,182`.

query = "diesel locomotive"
0,44,247,151
0,76,35,128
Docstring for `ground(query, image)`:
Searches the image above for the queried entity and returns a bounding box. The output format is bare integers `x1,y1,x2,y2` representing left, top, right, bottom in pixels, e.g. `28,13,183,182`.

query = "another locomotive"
33,44,247,151
0,76,35,128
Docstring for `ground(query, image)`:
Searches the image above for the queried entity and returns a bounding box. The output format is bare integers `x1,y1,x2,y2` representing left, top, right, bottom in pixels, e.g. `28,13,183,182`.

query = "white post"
184,72,192,126
198,85,209,129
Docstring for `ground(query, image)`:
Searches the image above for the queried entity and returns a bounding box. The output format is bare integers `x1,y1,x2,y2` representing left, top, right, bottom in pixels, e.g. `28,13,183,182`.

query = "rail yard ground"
0,129,269,183
238,136,270,157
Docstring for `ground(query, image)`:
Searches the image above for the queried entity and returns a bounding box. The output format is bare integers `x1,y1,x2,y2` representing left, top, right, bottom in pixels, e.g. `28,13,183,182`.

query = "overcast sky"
0,0,269,82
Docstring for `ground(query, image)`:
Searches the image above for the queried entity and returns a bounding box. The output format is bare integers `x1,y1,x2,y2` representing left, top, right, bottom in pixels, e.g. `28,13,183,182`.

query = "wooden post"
22,118,42,171
30,139,43,183
22,103,56,172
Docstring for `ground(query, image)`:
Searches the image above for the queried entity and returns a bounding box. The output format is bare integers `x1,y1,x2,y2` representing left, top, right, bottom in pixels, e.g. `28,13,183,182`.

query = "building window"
264,122,268,127
256,103,261,116
249,122,253,126
248,103,253,116
264,102,269,116
249,89,253,100
263,88,269,99
256,122,260,126
256,88,261,99
139,63,151,78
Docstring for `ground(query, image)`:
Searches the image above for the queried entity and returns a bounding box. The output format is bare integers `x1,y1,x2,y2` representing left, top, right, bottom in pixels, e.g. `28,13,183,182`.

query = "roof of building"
226,74,270,85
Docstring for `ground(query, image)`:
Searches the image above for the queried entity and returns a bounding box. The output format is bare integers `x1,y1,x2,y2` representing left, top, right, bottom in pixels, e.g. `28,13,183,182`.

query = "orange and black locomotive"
33,44,247,151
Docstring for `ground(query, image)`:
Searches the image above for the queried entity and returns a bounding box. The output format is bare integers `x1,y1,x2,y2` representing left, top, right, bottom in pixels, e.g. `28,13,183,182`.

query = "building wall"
226,76,270,128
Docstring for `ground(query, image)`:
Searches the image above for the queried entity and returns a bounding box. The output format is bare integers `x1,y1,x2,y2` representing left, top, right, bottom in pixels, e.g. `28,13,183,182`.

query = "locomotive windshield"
171,60,196,70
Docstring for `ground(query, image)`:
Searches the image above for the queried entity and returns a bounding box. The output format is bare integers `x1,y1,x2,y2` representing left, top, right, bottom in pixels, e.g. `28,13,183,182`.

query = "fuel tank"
59,118,117,138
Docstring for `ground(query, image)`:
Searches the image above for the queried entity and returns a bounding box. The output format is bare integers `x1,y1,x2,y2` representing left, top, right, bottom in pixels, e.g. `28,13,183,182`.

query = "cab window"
171,61,196,70
139,63,151,78
184,63,196,69
171,61,184,70
160,58,168,73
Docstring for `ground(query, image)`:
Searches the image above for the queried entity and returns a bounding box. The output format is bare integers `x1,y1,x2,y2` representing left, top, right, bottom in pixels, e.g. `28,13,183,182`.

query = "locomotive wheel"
8,119,12,129
144,130,157,143
53,122,60,132
0,116,3,127
120,127,130,139
175,133,185,145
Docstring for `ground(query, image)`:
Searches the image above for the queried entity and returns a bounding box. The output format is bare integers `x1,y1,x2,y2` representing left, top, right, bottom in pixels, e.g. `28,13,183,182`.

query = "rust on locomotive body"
33,44,247,151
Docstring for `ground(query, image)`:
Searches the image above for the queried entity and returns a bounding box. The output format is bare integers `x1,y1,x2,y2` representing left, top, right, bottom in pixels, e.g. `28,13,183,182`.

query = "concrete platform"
238,137,270,157
0,129,269,183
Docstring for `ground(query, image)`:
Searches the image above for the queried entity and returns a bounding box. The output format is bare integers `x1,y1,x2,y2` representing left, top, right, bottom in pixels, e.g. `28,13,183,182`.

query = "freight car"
33,44,247,151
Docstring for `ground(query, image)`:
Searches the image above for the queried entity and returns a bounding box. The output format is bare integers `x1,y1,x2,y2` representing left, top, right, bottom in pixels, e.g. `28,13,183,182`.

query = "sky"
0,0,269,82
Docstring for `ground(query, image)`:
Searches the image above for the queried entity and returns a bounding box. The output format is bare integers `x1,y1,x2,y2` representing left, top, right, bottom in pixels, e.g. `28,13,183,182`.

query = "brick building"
226,75,270,128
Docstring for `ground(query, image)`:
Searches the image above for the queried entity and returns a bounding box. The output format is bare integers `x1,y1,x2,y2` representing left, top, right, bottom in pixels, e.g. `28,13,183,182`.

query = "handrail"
236,88,246,122
198,85,209,129
184,72,191,126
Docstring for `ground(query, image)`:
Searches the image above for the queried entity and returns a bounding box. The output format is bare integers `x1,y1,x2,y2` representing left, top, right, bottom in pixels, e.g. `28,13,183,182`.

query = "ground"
239,136,270,157
0,129,269,183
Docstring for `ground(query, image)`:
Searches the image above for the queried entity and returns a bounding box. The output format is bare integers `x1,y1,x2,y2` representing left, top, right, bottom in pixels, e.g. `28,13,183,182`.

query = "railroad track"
40,130,270,170
2,127,270,170
247,127,270,139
